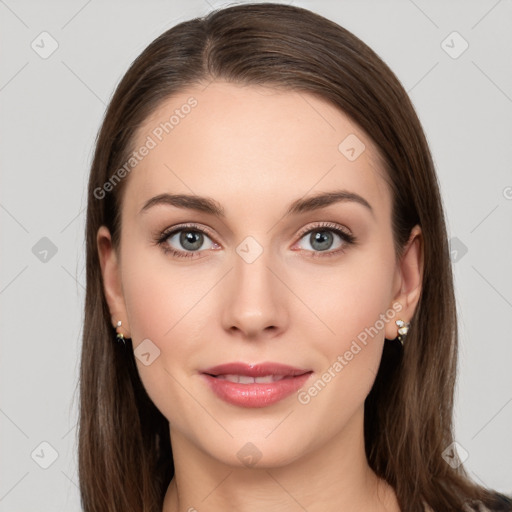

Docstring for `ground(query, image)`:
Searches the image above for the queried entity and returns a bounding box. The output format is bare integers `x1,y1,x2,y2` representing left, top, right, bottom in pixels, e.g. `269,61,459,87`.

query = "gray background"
1,0,511,509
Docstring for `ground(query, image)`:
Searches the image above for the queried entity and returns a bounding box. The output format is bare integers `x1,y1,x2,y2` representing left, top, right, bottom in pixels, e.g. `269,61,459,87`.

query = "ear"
385,224,423,340
97,226,131,338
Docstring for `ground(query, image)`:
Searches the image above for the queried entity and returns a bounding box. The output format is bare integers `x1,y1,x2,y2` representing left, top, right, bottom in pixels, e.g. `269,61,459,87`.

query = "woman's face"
98,81,421,468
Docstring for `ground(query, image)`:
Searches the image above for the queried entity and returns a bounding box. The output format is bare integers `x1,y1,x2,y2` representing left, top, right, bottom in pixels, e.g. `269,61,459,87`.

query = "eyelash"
154,221,356,259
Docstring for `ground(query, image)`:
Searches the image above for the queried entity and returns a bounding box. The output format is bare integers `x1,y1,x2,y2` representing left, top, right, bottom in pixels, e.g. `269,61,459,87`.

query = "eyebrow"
139,190,374,218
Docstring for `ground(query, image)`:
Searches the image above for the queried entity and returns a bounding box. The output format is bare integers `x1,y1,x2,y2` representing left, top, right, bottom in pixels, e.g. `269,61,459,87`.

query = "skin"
97,81,423,512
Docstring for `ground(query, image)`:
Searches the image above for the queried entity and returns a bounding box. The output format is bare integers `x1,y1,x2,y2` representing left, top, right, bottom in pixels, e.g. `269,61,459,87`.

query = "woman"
79,3,511,511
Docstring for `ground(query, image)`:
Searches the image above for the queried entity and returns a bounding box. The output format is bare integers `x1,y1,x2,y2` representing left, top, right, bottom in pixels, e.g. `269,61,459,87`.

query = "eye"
294,222,356,257
156,223,220,258
155,221,356,259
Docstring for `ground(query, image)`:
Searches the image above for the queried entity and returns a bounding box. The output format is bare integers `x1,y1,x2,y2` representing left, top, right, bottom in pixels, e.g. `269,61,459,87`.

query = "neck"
162,407,400,512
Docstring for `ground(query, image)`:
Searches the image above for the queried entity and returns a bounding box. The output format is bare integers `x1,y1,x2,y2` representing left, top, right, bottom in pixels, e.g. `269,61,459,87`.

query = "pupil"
311,231,332,251
180,231,203,251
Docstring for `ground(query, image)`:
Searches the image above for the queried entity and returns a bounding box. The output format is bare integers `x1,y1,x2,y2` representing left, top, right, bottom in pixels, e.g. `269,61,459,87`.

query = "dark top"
466,492,512,512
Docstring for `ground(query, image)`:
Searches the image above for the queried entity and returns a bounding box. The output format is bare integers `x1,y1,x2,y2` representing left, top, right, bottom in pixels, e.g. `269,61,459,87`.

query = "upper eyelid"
160,222,215,239
295,222,352,238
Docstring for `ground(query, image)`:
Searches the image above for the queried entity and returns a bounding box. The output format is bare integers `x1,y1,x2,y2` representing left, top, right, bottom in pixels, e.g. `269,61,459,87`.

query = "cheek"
119,243,219,418
121,240,213,342
294,255,395,350
293,265,394,435
119,253,198,425
291,247,396,401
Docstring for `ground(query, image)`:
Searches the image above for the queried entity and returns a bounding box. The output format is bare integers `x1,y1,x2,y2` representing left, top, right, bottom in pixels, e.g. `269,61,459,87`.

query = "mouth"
200,362,313,408
209,374,296,384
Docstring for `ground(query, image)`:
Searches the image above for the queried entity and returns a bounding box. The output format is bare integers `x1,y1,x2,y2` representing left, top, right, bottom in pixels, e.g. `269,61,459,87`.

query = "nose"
221,247,289,340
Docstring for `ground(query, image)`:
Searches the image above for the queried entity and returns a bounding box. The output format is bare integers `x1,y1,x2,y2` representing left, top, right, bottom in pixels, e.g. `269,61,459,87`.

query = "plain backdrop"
1,0,511,509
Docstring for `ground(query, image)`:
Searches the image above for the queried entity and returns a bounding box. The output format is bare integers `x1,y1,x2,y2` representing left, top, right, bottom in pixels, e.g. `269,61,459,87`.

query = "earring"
395,319,410,345
115,320,126,346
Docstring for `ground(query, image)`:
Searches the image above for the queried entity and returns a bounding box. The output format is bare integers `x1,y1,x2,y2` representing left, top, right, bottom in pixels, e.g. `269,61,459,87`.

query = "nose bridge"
222,237,287,337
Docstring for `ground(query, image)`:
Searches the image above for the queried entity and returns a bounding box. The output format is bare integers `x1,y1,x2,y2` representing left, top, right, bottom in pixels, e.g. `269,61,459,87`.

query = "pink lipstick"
200,362,313,408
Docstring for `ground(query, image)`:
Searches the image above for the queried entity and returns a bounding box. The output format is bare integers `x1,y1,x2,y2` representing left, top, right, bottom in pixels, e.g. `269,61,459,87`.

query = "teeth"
239,375,256,384
216,374,286,384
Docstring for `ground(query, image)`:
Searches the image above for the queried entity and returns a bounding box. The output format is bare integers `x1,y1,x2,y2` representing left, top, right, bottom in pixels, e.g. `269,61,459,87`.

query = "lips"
203,362,310,377
200,362,313,408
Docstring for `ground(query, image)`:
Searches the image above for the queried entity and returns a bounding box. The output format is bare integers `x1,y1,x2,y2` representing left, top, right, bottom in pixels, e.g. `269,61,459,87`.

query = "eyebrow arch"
286,190,373,218
140,193,225,217
139,190,373,218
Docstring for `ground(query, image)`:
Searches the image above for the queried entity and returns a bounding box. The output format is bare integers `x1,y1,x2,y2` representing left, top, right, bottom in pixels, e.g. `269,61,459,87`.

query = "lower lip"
201,373,313,408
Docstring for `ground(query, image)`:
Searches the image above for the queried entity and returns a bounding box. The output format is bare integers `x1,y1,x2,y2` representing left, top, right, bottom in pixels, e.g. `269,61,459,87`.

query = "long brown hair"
79,3,505,511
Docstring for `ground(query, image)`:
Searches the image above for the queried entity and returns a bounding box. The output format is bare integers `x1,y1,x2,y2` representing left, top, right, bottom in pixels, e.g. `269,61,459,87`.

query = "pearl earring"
115,320,126,346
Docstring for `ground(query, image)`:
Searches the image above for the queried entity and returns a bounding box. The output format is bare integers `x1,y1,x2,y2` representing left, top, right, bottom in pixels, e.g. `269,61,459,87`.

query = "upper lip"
201,362,311,377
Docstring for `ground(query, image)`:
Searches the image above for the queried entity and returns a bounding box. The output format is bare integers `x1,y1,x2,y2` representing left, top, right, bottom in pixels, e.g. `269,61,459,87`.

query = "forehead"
124,81,390,219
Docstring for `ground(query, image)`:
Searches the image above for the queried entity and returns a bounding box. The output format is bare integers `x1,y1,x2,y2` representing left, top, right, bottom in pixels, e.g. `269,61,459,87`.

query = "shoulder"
462,492,512,512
